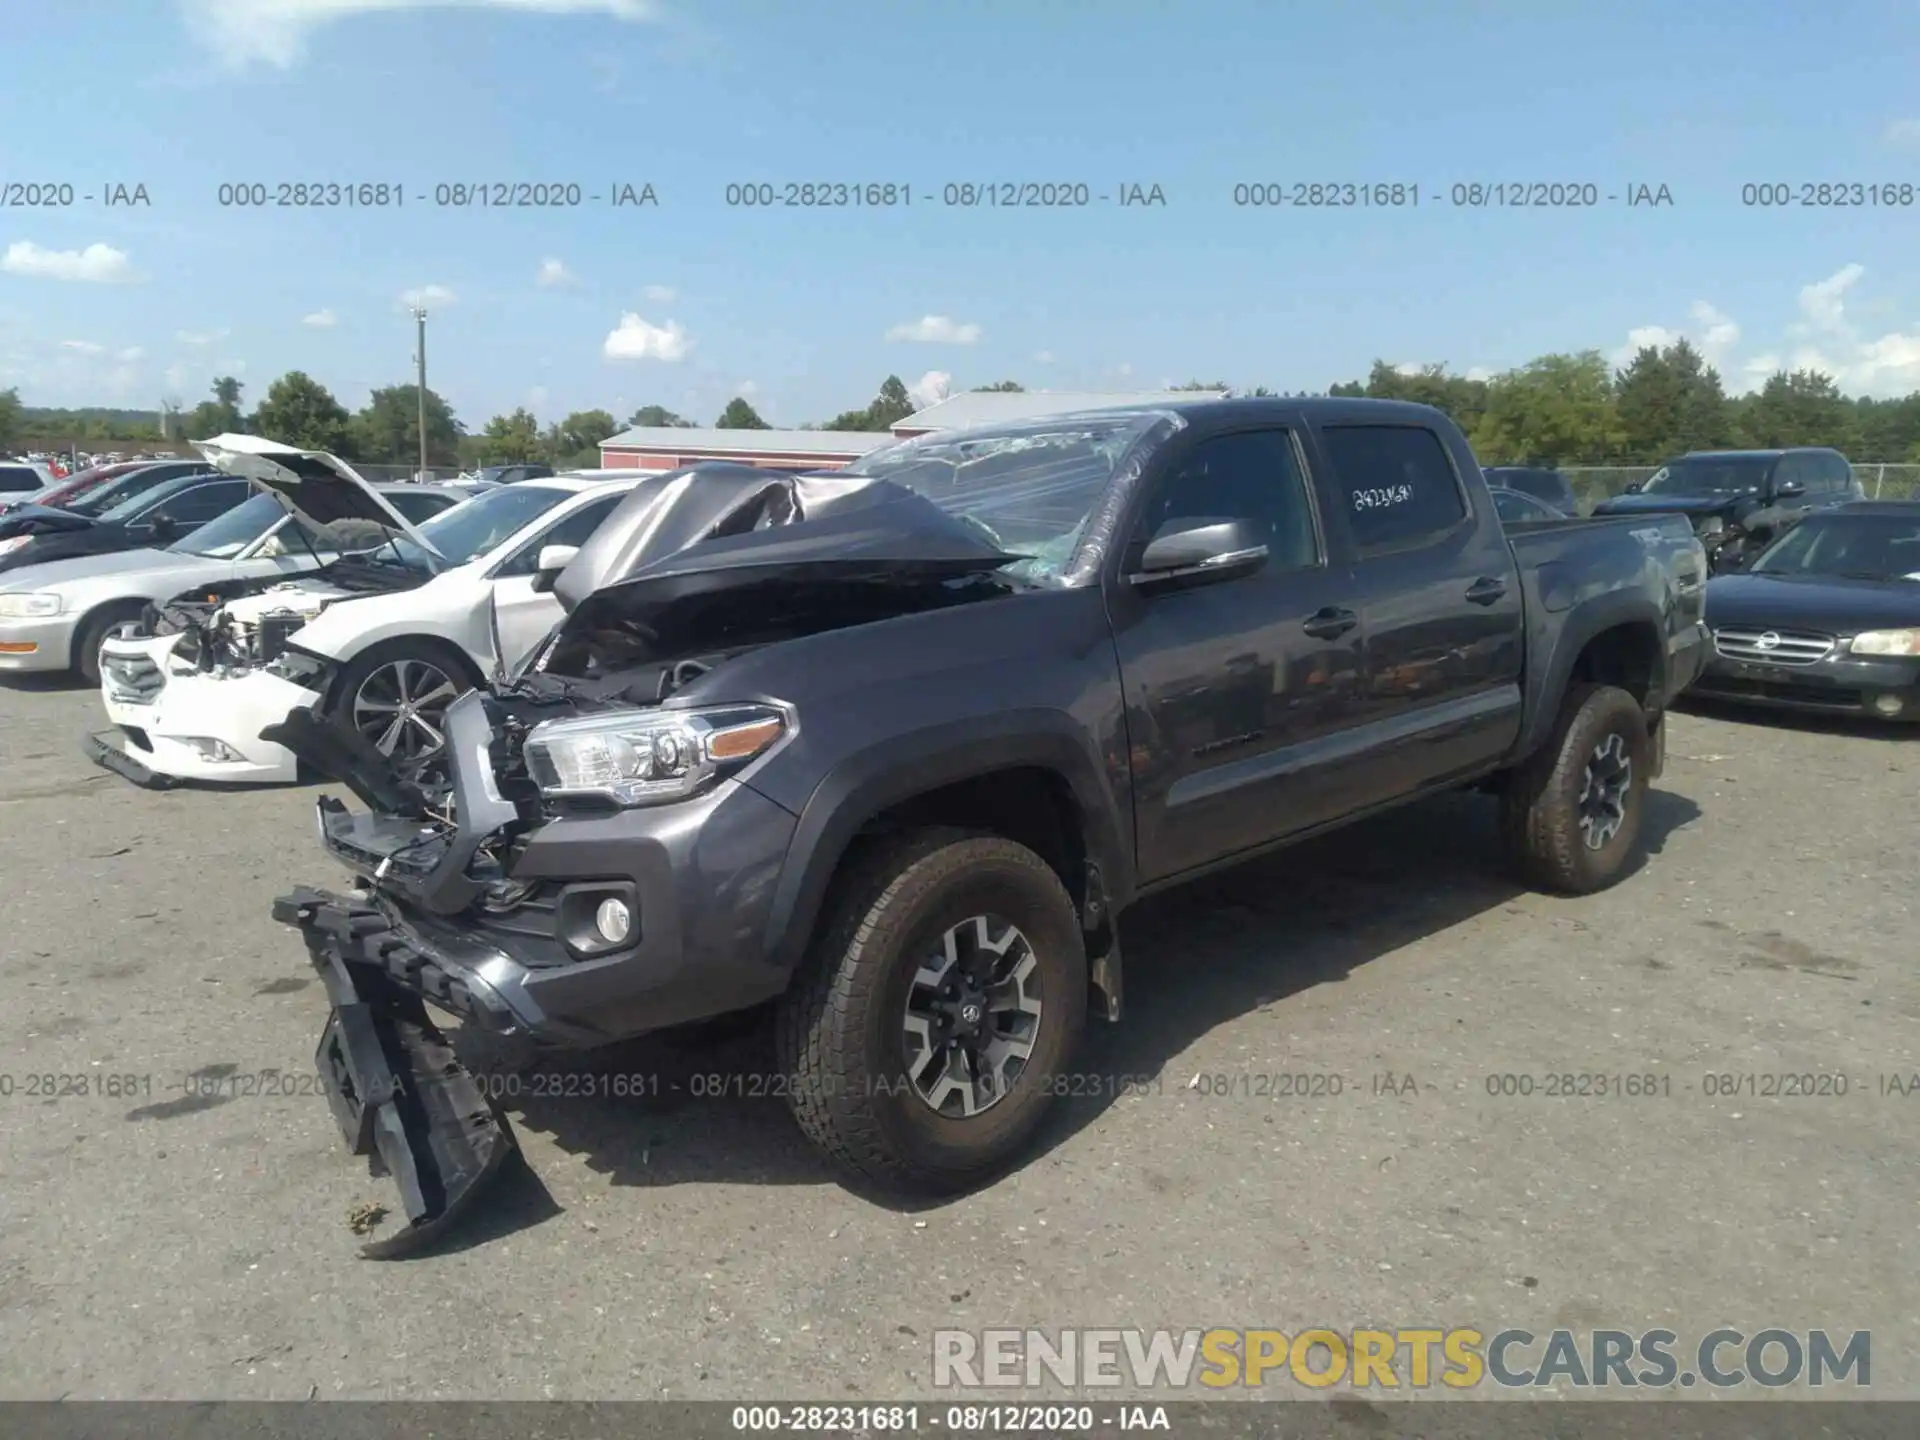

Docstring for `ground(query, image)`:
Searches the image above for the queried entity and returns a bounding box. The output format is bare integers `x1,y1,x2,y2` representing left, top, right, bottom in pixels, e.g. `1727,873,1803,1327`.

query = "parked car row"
2,400,1914,1259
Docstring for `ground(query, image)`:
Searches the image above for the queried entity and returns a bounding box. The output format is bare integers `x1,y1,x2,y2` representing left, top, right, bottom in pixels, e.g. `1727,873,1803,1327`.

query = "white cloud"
1613,264,1920,398
118,346,145,362
885,314,982,345
61,340,106,355
642,283,677,302
302,308,337,327
536,257,575,288
180,0,662,69
1465,366,1492,382
1032,349,1056,364
177,328,228,345
164,364,188,389
907,370,951,409
2,241,138,283
400,284,455,309
528,385,549,410
737,379,758,398
1883,118,1920,149
1113,362,1134,379
1795,264,1863,334
603,312,691,361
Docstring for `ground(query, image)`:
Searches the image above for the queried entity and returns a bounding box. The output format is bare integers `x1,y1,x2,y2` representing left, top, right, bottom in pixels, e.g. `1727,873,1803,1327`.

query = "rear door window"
1319,425,1469,553
0,466,42,492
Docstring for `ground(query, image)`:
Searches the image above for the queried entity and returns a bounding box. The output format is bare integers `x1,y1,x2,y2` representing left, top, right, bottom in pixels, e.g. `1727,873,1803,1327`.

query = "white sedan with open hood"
87,436,642,787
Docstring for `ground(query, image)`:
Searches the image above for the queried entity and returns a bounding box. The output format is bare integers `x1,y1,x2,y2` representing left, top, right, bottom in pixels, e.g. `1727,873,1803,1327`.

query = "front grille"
102,652,164,703
1711,627,1835,666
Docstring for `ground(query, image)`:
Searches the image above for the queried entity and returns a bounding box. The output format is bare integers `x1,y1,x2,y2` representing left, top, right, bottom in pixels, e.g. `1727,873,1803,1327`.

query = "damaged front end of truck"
266,463,1023,1255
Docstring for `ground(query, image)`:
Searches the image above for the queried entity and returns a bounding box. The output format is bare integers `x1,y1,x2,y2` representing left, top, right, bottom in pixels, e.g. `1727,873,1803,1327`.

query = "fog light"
594,897,633,945
183,736,244,763
1871,694,1906,717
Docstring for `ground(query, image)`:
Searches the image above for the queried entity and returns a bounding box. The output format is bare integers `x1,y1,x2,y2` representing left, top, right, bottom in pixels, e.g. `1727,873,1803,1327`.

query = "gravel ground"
0,676,1914,1402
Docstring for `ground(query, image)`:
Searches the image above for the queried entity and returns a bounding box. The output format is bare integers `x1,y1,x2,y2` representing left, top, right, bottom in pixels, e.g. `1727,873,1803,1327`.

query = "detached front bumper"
273,887,517,1259
302,768,801,1047
91,635,320,785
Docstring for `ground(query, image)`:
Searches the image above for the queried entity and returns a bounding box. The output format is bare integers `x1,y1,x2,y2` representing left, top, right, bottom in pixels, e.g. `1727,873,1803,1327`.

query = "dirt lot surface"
0,676,1914,1401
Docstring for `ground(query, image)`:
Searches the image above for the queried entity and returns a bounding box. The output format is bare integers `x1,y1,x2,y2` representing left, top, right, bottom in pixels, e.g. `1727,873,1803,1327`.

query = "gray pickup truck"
267,397,1709,1254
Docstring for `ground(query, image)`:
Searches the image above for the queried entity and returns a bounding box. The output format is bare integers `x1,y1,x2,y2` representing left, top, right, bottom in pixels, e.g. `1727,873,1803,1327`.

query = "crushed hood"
192,433,445,560
536,463,1019,671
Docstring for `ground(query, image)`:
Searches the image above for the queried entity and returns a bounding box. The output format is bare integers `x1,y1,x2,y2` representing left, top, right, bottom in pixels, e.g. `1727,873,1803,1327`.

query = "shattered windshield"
837,410,1171,585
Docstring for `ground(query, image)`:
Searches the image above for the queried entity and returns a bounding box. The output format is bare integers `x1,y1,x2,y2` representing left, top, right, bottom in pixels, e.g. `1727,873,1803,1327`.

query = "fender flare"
759,709,1132,976
1517,594,1669,760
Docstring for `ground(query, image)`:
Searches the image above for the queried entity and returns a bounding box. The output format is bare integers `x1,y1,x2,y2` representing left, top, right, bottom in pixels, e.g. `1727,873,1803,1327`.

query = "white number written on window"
1352,485,1413,510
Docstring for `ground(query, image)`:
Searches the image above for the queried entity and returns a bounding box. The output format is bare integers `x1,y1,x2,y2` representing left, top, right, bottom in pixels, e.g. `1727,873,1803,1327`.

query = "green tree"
0,387,20,452
715,396,770,429
555,408,618,454
1851,393,1920,462
351,384,464,466
1469,351,1624,465
1738,369,1856,450
1173,379,1232,391
624,405,695,428
971,380,1026,392
185,375,247,438
1614,339,1731,462
1331,361,1493,437
251,371,353,454
478,408,543,462
825,375,916,431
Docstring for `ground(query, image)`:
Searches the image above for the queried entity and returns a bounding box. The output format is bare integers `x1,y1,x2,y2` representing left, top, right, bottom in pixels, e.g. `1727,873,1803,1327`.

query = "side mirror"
1773,480,1805,499
1128,518,1268,590
147,510,179,541
529,543,578,595
1624,482,1643,494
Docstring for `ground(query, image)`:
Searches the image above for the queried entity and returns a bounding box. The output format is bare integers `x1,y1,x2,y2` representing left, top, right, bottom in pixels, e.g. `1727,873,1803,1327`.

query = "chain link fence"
1559,464,1920,511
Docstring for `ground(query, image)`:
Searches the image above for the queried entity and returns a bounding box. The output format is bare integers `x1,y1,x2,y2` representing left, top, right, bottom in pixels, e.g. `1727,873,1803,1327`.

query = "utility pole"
411,306,429,479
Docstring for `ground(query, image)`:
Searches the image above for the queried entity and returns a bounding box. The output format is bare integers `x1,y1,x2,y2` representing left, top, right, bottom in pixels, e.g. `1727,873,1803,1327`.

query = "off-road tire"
73,603,145,685
775,830,1087,1194
1499,682,1650,894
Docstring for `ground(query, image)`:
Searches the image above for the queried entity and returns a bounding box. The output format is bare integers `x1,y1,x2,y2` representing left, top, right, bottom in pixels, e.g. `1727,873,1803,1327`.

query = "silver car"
0,481,475,682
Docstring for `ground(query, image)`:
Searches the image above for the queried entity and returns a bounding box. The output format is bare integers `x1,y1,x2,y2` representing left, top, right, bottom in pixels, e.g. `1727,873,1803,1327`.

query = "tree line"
7,344,1920,467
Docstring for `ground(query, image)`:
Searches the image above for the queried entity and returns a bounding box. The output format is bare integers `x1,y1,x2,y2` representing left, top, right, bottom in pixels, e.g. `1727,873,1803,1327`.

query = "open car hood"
527,464,1017,675
192,433,445,559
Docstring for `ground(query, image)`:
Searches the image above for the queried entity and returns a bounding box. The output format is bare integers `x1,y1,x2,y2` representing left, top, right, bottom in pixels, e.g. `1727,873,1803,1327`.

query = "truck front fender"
754,709,1133,979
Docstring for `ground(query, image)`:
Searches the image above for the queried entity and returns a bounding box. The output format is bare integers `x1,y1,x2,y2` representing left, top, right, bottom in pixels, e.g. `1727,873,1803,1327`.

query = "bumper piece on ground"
273,885,517,1259
82,728,182,789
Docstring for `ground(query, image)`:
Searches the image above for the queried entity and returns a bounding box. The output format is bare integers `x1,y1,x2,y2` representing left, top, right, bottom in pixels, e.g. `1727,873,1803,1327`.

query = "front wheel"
776,831,1087,1194
1499,683,1651,894
326,638,480,771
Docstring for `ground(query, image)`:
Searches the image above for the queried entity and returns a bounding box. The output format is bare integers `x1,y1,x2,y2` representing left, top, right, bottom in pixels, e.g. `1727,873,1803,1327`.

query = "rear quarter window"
0,466,41,492
1319,425,1469,552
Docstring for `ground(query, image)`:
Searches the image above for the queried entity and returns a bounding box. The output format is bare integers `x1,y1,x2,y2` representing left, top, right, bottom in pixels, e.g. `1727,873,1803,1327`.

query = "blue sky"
3,0,1919,430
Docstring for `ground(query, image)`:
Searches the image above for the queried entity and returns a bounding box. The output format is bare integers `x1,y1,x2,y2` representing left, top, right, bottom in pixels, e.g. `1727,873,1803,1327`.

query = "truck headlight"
1847,628,1920,657
0,592,61,618
524,704,790,807
1696,516,1725,537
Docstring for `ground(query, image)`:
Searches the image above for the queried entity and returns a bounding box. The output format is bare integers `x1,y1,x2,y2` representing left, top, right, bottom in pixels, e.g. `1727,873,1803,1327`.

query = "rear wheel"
1499,683,1650,894
776,830,1087,1194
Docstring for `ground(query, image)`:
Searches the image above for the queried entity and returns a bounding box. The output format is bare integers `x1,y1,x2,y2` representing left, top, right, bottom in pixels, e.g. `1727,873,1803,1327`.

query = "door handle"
1465,576,1508,605
1302,606,1357,639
